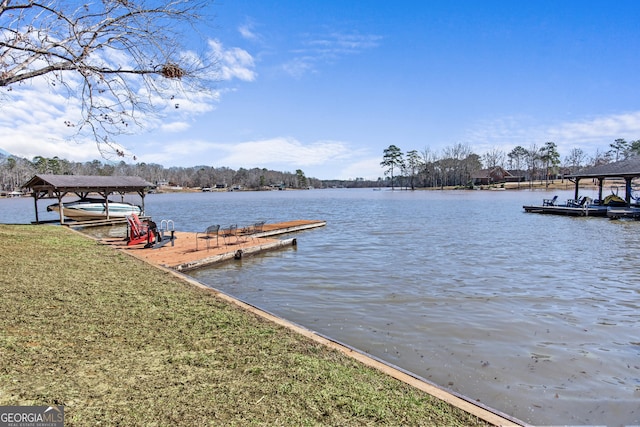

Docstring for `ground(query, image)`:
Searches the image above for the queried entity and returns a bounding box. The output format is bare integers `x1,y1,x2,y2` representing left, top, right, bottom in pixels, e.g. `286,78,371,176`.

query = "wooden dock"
522,204,608,217
606,206,640,220
100,220,326,271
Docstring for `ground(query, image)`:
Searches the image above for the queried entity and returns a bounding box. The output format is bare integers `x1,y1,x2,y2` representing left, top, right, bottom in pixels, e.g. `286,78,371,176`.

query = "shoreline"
0,224,521,426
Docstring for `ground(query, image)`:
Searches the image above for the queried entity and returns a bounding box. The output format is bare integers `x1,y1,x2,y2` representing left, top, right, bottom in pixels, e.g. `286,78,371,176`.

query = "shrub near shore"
0,225,489,426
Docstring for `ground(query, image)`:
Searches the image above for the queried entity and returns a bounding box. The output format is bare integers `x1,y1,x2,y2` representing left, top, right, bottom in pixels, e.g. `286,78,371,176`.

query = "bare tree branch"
1,0,216,158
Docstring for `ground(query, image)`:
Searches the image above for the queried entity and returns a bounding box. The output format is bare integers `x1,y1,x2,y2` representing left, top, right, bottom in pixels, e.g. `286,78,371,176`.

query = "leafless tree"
482,147,505,169
525,143,540,187
1,0,215,157
440,143,476,187
404,149,421,190
420,146,438,187
564,147,587,175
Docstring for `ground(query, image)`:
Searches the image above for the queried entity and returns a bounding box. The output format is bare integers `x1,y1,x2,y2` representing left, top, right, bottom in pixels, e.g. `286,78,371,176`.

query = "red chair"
126,214,156,247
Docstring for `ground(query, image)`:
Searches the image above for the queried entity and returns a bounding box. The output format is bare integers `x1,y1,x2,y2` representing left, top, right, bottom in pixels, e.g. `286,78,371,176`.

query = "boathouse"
23,174,153,224
567,157,640,204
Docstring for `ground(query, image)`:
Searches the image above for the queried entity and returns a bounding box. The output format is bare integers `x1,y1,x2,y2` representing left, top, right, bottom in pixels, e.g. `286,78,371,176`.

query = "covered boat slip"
23,174,152,224
523,157,640,217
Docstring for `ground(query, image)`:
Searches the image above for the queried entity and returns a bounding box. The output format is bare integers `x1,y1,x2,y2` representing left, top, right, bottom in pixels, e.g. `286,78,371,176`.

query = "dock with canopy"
23,174,153,224
566,156,640,204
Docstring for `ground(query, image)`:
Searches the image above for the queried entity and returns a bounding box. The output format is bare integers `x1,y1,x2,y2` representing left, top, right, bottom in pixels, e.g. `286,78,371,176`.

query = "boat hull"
47,200,142,221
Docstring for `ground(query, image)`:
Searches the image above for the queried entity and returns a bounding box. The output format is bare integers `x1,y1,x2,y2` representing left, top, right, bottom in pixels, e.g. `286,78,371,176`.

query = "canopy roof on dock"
566,156,640,180
24,174,153,194
23,174,153,224
565,157,640,203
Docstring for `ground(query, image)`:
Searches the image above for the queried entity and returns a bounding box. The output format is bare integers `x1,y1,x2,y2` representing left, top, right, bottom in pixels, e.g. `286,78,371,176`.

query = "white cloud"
208,39,257,82
134,136,361,179
0,87,100,161
307,32,383,54
337,156,385,181
282,30,382,77
159,121,191,133
0,38,255,161
0,119,104,163
281,57,316,79
0,79,207,161
463,115,538,145
219,137,350,167
462,111,640,157
548,112,640,142
139,139,215,165
238,21,259,41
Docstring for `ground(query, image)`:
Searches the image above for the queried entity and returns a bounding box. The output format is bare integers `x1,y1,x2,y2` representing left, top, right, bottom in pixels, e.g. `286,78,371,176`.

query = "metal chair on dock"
238,220,266,243
220,224,238,245
253,220,265,233
252,220,265,239
543,195,558,206
196,224,220,250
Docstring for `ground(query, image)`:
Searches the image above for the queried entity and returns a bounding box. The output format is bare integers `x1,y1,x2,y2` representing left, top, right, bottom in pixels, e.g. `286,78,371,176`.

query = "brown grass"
0,225,491,426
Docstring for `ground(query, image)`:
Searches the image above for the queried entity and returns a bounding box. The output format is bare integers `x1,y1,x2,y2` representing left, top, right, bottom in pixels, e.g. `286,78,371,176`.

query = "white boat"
47,198,143,220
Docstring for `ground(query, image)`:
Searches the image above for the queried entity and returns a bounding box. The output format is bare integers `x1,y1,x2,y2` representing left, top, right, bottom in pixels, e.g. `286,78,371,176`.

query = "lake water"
2,189,640,426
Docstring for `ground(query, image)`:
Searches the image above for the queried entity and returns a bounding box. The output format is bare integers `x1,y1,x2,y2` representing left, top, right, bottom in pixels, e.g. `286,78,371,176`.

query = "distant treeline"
0,155,330,191
2,137,639,192
380,139,640,190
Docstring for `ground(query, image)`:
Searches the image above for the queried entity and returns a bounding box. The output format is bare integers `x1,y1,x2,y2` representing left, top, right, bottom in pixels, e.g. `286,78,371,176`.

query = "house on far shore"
472,166,518,185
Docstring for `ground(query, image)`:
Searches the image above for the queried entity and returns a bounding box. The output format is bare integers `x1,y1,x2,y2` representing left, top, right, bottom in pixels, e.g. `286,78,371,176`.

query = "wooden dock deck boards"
101,220,326,271
522,204,608,217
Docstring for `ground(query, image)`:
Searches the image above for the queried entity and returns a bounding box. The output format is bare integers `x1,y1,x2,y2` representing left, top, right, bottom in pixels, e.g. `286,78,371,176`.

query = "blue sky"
2,0,640,179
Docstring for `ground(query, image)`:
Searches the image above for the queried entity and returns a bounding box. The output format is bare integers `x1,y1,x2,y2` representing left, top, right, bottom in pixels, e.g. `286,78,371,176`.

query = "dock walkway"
101,220,326,271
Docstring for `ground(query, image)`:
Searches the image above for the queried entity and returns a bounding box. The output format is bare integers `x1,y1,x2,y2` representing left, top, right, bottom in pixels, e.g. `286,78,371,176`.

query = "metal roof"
23,174,153,192
567,156,640,179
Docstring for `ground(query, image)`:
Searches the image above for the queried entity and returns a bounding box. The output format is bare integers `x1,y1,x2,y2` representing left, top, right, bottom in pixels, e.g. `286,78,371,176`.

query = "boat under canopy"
23,174,153,224
47,198,143,221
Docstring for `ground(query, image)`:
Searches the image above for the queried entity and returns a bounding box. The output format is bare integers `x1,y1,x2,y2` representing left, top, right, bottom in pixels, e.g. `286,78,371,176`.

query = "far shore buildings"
472,166,521,185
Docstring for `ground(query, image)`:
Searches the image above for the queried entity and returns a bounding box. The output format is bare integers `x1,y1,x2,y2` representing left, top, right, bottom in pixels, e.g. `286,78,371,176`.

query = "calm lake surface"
2,189,639,425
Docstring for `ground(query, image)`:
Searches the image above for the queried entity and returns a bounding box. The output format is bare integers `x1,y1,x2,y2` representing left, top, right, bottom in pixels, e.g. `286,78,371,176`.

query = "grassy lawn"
0,225,491,426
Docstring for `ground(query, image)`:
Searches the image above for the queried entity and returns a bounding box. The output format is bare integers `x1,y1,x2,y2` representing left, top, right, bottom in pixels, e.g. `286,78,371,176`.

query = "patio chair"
240,220,266,243
196,224,220,251
237,223,253,243
253,220,265,234
578,196,591,207
126,214,156,247
567,196,589,208
220,224,238,245
543,195,558,206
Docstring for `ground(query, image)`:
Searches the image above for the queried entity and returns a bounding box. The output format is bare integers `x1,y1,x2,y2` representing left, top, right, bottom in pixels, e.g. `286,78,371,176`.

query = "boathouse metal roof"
23,174,153,193
23,174,153,224
567,156,640,179
564,156,640,204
